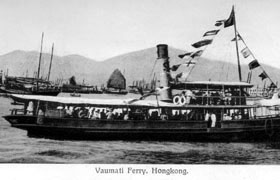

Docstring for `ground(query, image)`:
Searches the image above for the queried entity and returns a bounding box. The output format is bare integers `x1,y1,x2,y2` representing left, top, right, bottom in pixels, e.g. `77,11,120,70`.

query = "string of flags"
172,7,234,79
248,60,260,70
259,71,268,81
203,30,220,37
241,47,251,58
173,13,228,73
232,31,276,87
174,6,277,88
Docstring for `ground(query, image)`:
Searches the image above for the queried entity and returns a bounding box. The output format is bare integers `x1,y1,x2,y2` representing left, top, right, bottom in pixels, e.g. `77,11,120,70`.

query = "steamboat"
3,7,280,142
3,44,280,142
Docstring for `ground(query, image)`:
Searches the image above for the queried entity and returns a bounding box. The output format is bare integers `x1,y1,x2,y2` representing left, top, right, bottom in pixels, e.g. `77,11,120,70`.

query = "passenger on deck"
37,108,44,124
100,109,106,119
150,111,159,120
213,91,220,105
160,110,168,121
178,111,183,120
234,113,238,120
211,113,216,127
123,112,129,120
119,112,124,120
92,109,101,120
27,101,34,115
65,106,72,117
205,111,211,128
88,107,95,118
205,111,210,121
196,91,203,105
223,113,232,121
114,112,119,120
173,111,179,120
68,106,74,117
72,107,80,118
181,112,188,121
106,109,113,120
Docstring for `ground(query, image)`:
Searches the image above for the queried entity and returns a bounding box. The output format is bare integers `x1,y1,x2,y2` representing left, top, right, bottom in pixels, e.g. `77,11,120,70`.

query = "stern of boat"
3,115,37,126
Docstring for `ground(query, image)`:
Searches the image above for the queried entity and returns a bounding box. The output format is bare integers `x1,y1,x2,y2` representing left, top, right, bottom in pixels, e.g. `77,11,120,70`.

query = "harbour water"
1,94,280,164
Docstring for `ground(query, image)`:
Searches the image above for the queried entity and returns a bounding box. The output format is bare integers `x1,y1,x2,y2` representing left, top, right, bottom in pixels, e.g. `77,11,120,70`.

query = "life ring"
179,96,187,105
78,110,87,119
173,95,181,105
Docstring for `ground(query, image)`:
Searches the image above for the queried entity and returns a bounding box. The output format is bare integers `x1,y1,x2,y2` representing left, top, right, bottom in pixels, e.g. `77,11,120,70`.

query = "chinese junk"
0,76,60,96
3,44,280,142
103,69,128,95
0,34,60,96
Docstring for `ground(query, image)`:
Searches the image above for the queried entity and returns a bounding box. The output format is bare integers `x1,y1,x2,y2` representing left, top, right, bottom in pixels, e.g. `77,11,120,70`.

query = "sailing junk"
104,69,128,94
0,33,60,96
107,69,126,90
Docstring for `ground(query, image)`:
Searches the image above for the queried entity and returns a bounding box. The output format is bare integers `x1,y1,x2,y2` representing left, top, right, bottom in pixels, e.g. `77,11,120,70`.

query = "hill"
0,48,279,87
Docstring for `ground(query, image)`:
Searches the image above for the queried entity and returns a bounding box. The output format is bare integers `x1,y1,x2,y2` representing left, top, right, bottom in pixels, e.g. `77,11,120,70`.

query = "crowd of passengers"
25,101,249,123
178,89,246,105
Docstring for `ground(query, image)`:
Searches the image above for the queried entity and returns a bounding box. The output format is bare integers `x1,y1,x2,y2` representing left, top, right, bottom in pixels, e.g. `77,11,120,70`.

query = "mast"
37,32,44,89
47,43,54,81
233,6,242,82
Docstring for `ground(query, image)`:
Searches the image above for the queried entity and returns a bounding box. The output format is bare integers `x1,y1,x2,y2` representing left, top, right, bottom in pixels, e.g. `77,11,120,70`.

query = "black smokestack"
156,44,172,102
157,44,169,59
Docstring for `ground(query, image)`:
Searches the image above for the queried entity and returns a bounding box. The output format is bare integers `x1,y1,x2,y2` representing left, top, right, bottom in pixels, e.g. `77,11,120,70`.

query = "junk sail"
107,69,126,90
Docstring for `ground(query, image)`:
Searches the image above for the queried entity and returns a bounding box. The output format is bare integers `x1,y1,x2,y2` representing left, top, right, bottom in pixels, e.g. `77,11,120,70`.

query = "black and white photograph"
0,0,280,179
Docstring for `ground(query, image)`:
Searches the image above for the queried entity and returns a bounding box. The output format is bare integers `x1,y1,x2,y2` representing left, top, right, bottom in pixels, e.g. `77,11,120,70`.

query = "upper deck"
171,81,253,90
10,94,256,109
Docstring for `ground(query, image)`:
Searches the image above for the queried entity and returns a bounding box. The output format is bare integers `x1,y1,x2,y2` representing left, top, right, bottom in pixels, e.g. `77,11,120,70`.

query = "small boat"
128,78,157,95
70,92,81,97
61,76,103,94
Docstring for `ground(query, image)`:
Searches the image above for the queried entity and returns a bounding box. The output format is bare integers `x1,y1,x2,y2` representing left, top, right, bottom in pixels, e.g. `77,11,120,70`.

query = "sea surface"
1,93,280,164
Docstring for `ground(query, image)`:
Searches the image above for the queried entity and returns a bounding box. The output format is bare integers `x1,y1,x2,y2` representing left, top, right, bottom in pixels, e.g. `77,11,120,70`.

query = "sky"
0,0,280,67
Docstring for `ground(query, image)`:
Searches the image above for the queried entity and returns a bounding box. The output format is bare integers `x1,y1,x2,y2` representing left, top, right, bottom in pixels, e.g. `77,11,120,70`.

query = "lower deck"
4,115,280,142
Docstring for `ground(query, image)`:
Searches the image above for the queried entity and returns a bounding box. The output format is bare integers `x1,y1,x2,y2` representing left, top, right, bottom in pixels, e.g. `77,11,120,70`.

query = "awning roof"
171,81,253,89
11,94,172,107
10,94,256,109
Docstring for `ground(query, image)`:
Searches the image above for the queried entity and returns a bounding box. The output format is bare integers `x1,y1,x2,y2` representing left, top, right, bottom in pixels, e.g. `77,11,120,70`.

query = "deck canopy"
10,94,172,108
10,94,256,109
171,81,253,90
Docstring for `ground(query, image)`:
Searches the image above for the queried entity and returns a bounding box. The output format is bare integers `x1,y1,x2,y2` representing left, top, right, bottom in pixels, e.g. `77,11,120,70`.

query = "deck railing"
178,95,246,105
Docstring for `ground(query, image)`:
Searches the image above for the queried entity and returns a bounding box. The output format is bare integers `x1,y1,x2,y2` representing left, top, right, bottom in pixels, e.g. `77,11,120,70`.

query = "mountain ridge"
0,47,279,87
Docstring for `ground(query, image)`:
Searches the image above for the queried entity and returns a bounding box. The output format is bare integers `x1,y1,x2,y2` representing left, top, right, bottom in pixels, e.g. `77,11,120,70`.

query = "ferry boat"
3,7,280,142
3,44,280,142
